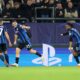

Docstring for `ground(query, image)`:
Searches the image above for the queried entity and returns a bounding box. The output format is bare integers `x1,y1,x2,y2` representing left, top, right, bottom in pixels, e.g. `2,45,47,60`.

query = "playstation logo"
32,44,62,66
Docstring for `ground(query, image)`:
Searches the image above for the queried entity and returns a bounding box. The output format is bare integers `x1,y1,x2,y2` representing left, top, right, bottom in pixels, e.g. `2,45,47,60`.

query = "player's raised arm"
5,32,12,47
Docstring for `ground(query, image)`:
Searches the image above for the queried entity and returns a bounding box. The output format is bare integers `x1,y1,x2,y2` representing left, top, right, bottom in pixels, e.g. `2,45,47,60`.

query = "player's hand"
9,42,12,47
69,47,73,51
26,26,30,30
14,41,17,45
60,34,63,36
22,25,26,29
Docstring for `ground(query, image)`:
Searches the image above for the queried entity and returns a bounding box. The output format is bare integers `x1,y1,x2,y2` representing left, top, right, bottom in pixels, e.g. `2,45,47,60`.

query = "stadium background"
0,0,80,80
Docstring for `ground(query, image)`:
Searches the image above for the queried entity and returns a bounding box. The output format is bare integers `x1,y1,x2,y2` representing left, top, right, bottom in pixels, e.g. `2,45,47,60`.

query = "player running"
11,20,43,67
61,23,80,66
0,20,12,67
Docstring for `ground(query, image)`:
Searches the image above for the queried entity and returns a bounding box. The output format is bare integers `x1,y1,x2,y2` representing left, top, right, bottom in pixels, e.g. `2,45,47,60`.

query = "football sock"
36,52,42,57
4,54,9,64
15,57,19,64
74,56,79,64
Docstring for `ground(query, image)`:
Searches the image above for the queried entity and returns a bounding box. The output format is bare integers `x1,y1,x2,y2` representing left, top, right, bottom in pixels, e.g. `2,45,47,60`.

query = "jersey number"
0,28,3,36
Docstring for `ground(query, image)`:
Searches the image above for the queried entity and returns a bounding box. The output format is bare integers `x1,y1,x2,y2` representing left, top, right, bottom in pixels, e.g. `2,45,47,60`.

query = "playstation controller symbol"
32,44,62,66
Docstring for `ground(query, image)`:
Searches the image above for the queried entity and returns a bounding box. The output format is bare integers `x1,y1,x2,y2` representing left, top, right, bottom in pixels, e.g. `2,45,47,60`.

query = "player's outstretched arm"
25,26,30,30
22,25,30,30
61,32,69,36
5,32,12,47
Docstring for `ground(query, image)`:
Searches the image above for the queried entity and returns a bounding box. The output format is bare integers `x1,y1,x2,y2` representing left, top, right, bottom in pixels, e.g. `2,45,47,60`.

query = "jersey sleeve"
26,29,32,38
62,32,69,36
69,30,73,42
4,26,8,32
69,30,73,36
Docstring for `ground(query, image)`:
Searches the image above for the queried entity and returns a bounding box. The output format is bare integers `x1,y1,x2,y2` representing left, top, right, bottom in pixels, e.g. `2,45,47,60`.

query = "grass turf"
0,66,80,80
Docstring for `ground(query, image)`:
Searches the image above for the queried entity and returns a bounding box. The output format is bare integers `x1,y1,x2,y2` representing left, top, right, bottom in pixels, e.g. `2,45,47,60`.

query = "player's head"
0,19,3,25
65,23,73,30
21,20,27,26
12,20,18,27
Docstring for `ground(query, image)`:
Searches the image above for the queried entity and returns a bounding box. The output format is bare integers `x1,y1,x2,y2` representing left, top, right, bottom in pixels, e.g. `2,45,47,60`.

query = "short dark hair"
66,22,74,28
11,19,18,23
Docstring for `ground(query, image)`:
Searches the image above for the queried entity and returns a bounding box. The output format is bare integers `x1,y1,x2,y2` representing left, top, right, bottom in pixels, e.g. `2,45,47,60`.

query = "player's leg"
29,49,42,57
0,51,9,67
28,48,45,63
73,51,80,64
73,45,80,65
15,47,21,64
2,44,9,67
11,43,24,67
0,44,9,67
0,51,5,62
4,51,9,64
26,45,42,57
2,44,9,65
11,47,21,67
26,44,45,62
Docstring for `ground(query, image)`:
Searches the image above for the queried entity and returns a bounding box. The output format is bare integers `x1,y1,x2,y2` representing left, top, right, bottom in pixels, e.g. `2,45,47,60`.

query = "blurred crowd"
55,0,80,22
0,0,54,22
0,0,80,22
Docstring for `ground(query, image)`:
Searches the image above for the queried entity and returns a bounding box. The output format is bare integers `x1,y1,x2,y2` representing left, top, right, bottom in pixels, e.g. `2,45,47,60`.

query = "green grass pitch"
0,66,80,80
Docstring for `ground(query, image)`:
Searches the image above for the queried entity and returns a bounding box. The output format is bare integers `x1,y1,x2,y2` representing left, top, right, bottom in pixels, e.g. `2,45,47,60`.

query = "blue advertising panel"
0,46,77,66
4,23,80,45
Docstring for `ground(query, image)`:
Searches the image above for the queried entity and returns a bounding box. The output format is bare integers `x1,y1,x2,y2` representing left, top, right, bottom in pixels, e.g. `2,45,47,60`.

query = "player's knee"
29,49,33,53
16,48,21,53
29,49,36,54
